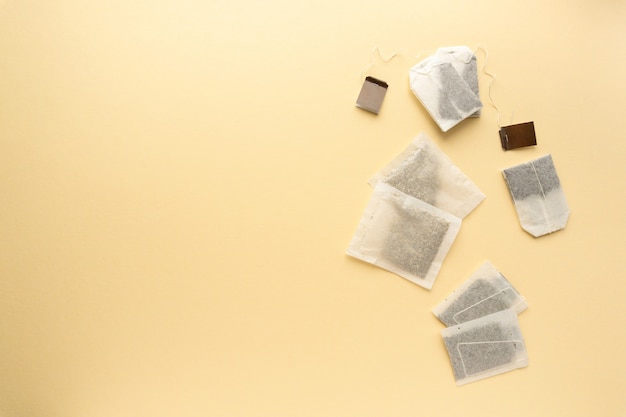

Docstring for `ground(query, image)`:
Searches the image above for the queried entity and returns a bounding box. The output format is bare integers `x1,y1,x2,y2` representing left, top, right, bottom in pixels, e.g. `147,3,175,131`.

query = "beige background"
1,0,625,416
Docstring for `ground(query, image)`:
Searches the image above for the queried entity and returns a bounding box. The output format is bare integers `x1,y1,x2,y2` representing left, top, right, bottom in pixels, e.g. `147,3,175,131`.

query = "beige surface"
1,1,625,416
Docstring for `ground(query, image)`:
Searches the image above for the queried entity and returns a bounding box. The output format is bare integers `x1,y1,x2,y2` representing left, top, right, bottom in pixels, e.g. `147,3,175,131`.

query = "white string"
359,45,515,129
359,46,423,81
474,45,502,128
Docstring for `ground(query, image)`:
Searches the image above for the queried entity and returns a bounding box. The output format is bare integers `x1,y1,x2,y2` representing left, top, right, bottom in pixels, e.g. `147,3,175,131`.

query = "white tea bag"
347,182,462,290
502,154,569,237
435,46,481,117
433,261,527,326
409,55,482,132
369,133,485,219
441,309,528,386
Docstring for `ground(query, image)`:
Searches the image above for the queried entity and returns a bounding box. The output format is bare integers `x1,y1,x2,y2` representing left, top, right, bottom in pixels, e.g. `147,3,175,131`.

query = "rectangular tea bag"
441,309,528,386
502,154,569,237
433,261,527,326
409,55,482,132
435,46,481,117
347,182,462,290
369,133,485,219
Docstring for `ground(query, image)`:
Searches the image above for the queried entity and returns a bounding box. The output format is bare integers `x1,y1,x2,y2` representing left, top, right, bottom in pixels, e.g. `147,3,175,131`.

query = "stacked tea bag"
433,262,529,385
347,183,462,290
409,46,483,132
347,133,485,290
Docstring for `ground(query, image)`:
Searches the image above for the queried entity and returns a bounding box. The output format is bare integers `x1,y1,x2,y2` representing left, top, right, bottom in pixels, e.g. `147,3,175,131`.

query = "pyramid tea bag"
369,133,485,219
441,309,528,386
502,154,569,237
347,182,462,290
433,261,527,326
409,54,482,132
435,46,481,117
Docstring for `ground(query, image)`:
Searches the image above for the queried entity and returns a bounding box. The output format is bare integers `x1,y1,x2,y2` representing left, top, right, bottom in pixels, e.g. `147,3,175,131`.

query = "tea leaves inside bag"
382,201,450,278
441,309,528,386
346,183,461,290
502,154,569,237
370,133,485,219
433,261,527,326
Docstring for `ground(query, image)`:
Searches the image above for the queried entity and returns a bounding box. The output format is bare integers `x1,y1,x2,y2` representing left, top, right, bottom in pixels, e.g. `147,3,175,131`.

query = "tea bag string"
359,46,423,81
474,45,503,128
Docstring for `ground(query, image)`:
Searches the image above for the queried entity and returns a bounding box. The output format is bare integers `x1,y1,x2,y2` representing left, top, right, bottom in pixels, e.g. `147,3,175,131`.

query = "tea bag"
347,182,462,290
369,133,485,219
433,261,527,326
502,154,569,237
441,309,528,386
435,46,480,117
409,54,482,132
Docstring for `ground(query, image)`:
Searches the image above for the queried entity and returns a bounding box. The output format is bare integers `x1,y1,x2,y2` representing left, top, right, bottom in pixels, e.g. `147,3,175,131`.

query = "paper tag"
499,121,537,150
355,76,388,114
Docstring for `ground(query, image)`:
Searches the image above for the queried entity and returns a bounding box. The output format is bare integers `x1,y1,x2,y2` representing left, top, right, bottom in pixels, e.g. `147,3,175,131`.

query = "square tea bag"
347,182,462,290
441,309,528,386
435,46,481,117
433,261,528,326
502,154,569,237
409,55,482,132
369,133,485,219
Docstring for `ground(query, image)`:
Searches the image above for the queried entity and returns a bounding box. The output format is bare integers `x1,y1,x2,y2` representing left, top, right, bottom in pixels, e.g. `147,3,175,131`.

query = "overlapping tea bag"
441,309,528,386
502,154,569,237
435,46,481,117
433,261,527,326
369,133,485,219
409,49,482,132
347,182,462,290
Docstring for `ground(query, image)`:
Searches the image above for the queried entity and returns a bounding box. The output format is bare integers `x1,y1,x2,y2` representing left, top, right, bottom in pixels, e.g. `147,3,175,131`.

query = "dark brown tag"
499,122,537,150
356,76,388,115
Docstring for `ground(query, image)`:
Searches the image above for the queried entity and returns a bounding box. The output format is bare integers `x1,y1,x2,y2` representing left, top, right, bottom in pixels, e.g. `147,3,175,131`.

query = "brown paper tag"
499,122,537,150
